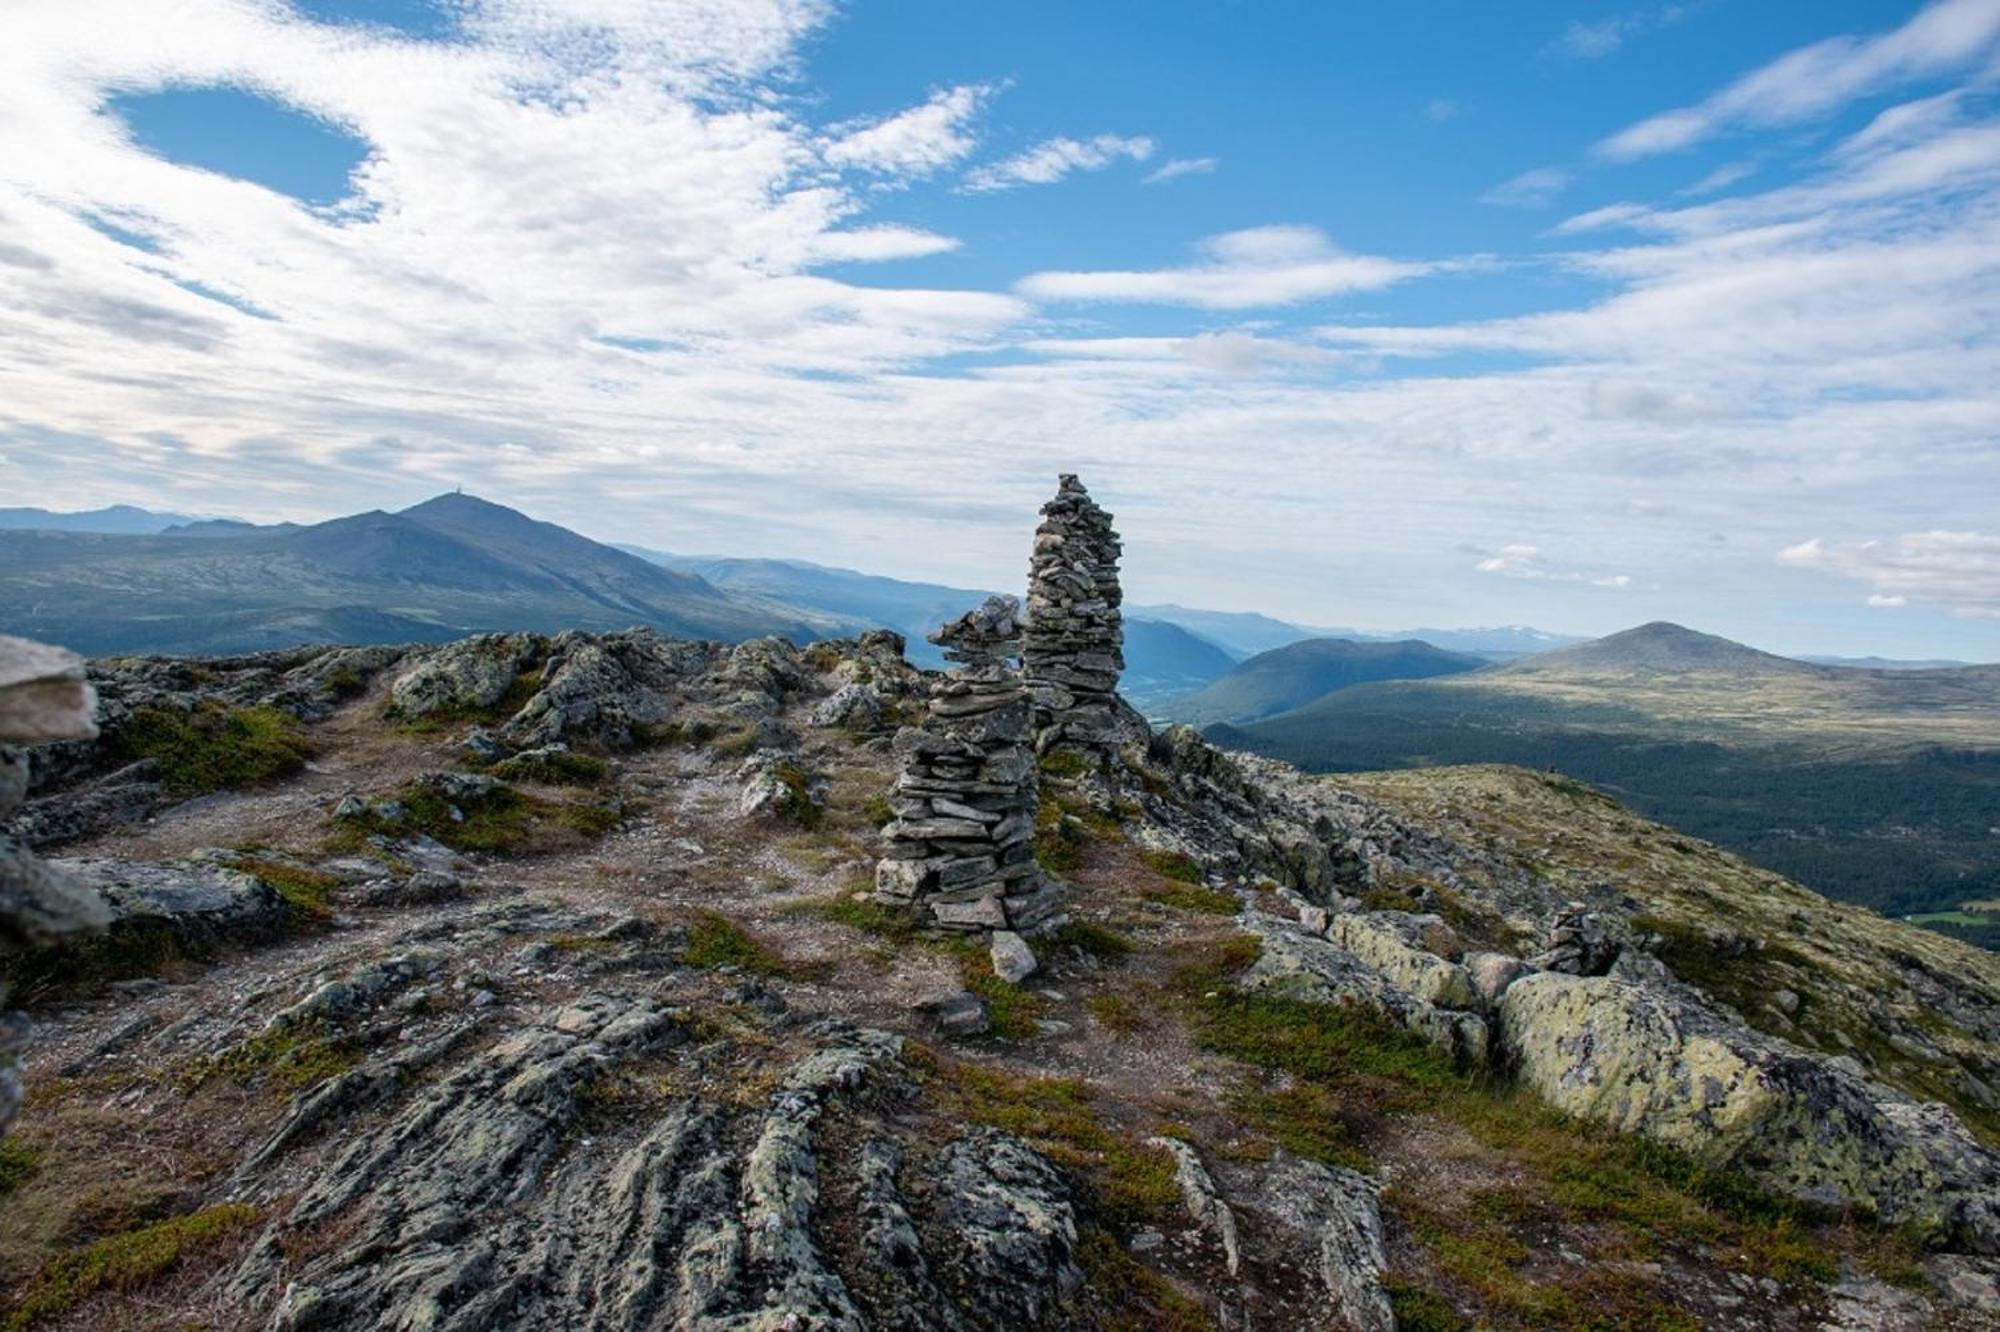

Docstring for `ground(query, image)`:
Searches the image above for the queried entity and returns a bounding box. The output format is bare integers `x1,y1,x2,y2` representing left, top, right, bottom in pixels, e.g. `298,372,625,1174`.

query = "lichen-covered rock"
389,633,545,720
1245,916,1490,1067
738,754,820,823
1151,1136,1241,1276
1252,1153,1394,1332
1324,911,1477,1009
931,1128,1082,1324
1499,971,2000,1251
506,629,719,749
811,682,885,731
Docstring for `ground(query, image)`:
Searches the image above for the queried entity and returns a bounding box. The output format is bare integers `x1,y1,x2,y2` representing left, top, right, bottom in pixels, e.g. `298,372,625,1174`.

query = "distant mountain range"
1126,604,1581,660
1163,638,1488,726
0,504,204,534
1212,621,2000,932
0,493,836,655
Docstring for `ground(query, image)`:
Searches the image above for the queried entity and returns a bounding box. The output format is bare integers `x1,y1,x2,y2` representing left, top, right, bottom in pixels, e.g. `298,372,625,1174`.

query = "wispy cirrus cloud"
1552,3,1698,60
961,133,1154,192
1595,0,2000,160
1018,225,1435,309
1142,156,1216,185
1480,166,1570,208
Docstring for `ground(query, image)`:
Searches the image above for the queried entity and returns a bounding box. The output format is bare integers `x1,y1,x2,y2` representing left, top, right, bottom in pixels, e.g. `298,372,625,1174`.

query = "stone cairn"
873,596,1058,932
0,636,110,1139
1023,474,1125,756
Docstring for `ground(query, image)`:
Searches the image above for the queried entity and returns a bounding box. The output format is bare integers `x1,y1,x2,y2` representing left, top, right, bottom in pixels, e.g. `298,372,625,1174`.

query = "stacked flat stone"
0,636,110,1138
1023,474,1124,754
873,596,1057,931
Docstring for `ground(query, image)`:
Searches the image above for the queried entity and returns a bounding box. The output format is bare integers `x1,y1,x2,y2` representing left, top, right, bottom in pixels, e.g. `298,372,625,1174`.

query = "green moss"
3,1202,259,1331
789,893,919,944
0,1141,40,1198
1050,919,1135,961
1034,797,1085,873
1076,1230,1220,1331
4,922,193,1003
1360,886,1424,913
333,780,616,855
1037,751,1090,779
1384,1282,1469,1332
232,858,338,927
1143,883,1239,916
1140,849,1203,884
769,762,823,830
1085,992,1142,1033
1225,1083,1370,1171
684,911,788,975
323,667,367,700
182,1021,360,1095
490,750,607,786
108,704,311,796
935,1064,1181,1228
962,963,1048,1041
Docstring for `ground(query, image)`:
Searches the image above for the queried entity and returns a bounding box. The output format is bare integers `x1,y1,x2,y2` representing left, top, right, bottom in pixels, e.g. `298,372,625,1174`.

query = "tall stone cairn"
873,596,1057,931
0,636,111,1139
1023,474,1124,755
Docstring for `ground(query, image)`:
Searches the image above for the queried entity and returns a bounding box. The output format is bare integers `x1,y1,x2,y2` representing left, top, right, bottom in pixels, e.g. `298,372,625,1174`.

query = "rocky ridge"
2,482,1998,1328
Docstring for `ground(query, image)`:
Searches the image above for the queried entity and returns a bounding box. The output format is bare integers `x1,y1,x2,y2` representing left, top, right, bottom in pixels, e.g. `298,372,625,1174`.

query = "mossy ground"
331,779,618,856
108,704,311,796
2,1203,259,1330
684,910,789,976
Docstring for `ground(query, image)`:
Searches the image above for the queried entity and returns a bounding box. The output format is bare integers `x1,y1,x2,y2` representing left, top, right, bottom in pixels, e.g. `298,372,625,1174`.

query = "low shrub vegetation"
490,750,607,786
109,704,311,796
684,911,788,976
3,1203,260,1331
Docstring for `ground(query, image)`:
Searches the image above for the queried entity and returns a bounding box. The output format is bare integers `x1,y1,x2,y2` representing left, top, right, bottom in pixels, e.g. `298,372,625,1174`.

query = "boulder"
1499,971,2000,1251
989,930,1039,984
1245,917,1490,1068
388,634,542,720
808,682,883,730
1325,911,1477,1009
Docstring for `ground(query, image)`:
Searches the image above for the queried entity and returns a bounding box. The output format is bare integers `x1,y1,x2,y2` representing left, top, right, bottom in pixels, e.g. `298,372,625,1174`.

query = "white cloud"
1596,0,2000,160
961,134,1154,192
1477,544,1632,588
1142,156,1217,185
1679,160,1757,196
1552,4,1696,60
1780,532,2000,618
1426,99,1458,123
823,83,993,176
1017,225,1434,309
2,1,1999,653
1481,167,1570,208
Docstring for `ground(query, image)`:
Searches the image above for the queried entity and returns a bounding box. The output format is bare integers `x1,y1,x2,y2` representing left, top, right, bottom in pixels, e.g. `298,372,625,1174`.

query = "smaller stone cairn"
874,596,1058,931
0,636,111,1139
1023,474,1125,756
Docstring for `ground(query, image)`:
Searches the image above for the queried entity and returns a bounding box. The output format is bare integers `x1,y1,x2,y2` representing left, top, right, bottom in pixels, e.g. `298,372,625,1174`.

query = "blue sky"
3,1,1999,657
